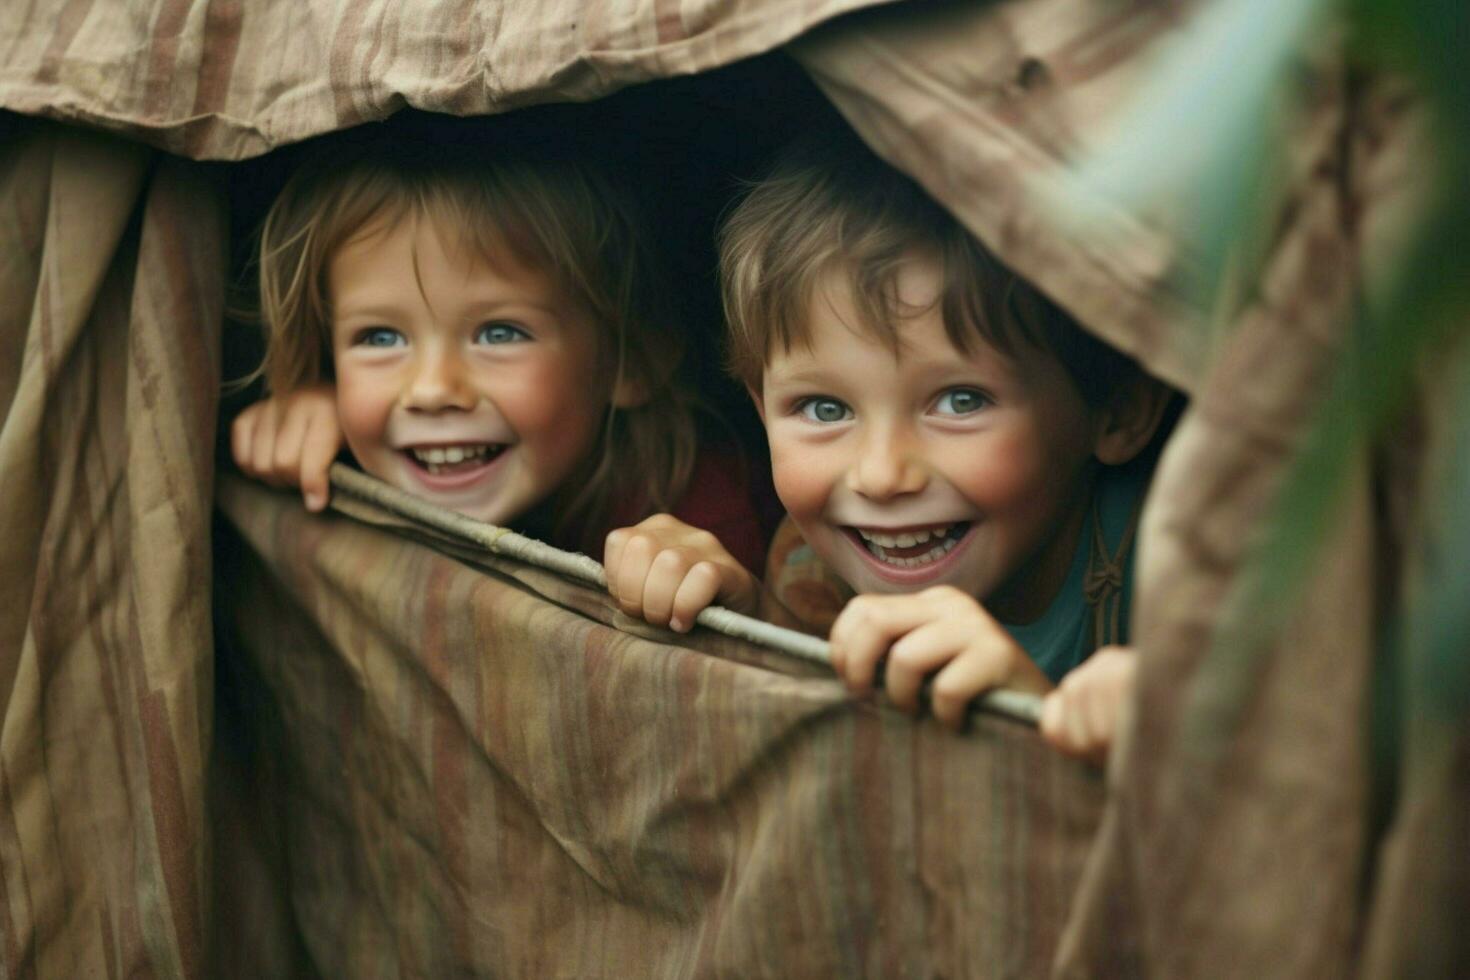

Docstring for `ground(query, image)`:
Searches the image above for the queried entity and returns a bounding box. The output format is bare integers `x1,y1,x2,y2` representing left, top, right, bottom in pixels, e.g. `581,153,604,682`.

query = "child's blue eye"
475,322,530,344
934,388,990,416
355,327,405,348
798,397,853,423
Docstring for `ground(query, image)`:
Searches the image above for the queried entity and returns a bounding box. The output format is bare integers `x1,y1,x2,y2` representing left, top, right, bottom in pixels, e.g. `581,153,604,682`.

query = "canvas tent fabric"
213,473,1103,976
0,0,900,161
2,1,1465,978
0,123,222,978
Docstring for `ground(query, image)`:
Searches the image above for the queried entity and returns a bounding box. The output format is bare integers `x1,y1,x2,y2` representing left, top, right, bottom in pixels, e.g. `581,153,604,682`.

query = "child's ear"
1093,376,1171,466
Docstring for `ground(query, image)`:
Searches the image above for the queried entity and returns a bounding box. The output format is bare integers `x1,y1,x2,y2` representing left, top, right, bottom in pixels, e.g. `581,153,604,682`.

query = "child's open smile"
328,214,611,526
843,521,974,575
758,257,1106,624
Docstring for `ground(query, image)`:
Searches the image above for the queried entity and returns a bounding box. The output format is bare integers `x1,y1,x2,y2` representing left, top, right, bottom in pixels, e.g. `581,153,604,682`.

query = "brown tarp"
214,475,1102,976
2,0,1465,978
0,123,222,977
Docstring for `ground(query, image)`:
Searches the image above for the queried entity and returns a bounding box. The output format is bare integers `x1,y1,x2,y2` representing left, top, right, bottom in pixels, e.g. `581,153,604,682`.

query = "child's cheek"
950,428,1049,512
769,446,832,524
333,373,390,453
497,358,600,434
490,353,607,484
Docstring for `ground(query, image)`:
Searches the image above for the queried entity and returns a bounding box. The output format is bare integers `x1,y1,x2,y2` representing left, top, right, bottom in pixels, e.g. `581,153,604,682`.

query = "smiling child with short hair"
605,132,1171,759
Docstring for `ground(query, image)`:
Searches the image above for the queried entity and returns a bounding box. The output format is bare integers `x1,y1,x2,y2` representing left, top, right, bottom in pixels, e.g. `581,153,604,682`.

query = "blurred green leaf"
1067,0,1330,308
1068,0,1470,753
1185,195,1470,752
1412,352,1470,721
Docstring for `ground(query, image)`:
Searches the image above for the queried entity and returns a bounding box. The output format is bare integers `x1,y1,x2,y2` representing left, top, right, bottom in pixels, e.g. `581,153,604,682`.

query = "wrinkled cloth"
0,121,222,978
215,475,1105,977
0,0,898,160
0,0,1464,976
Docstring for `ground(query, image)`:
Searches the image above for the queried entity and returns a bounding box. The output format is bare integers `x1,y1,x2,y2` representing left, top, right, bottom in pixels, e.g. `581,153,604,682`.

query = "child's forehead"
792,263,997,359
343,202,484,253
335,205,539,281
765,309,1008,383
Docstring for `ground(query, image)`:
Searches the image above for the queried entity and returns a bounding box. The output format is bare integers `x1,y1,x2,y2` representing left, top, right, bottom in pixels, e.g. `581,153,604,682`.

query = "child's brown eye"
935,388,989,415
799,397,853,423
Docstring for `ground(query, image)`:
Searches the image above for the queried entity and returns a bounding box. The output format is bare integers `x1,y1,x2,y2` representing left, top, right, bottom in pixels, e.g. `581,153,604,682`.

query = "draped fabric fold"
0,0,1463,976
214,476,1104,977
0,121,222,978
0,0,900,160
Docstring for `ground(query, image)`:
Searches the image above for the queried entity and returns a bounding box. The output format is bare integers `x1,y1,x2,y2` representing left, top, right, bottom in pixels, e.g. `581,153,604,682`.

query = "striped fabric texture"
0,0,898,160
214,476,1104,977
2,0,1464,977
0,122,222,978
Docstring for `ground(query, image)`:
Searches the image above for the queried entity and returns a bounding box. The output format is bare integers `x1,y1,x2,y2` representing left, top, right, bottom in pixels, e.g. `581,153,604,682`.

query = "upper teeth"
857,524,952,548
410,444,492,465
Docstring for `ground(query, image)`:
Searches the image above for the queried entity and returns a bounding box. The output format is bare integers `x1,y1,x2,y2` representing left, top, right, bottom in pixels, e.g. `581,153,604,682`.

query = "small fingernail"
306,493,323,511
669,617,686,633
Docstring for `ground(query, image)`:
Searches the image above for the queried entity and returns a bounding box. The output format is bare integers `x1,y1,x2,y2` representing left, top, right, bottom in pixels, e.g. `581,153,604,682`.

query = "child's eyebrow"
762,365,837,389
333,302,407,323
461,299,564,320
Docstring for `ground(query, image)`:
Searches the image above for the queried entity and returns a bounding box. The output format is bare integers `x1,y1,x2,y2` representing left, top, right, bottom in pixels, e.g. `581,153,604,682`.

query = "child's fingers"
640,549,702,627
1041,680,1085,752
1069,647,1135,756
604,522,683,604
609,532,661,618
648,552,748,630
1079,685,1113,748
603,518,751,627
829,594,937,697
1055,692,1094,756
1041,688,1087,757
928,635,1047,729
230,408,258,472
272,399,313,484
606,529,659,611
1040,691,1067,744
668,561,726,632
1087,677,1129,752
248,403,285,484
602,529,630,598
882,617,971,715
1070,716,1101,761
1040,684,1113,764
298,412,340,511
724,568,759,617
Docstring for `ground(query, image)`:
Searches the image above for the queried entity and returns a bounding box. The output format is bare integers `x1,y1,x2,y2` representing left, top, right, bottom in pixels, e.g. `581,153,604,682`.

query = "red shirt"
666,442,774,575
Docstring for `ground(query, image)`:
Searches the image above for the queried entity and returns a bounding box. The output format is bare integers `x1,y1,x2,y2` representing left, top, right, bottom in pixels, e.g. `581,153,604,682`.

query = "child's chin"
845,563,945,594
421,490,517,525
363,465,517,525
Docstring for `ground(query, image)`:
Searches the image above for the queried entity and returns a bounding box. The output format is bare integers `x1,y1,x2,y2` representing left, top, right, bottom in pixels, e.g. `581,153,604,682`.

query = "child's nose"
402,349,476,412
847,428,928,500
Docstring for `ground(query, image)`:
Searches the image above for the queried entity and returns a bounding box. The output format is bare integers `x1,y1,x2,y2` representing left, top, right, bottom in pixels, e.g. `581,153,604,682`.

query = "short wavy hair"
718,129,1138,408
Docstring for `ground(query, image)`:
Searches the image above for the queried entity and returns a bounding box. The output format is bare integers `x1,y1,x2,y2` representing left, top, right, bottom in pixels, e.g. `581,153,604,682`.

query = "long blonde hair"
254,132,697,550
